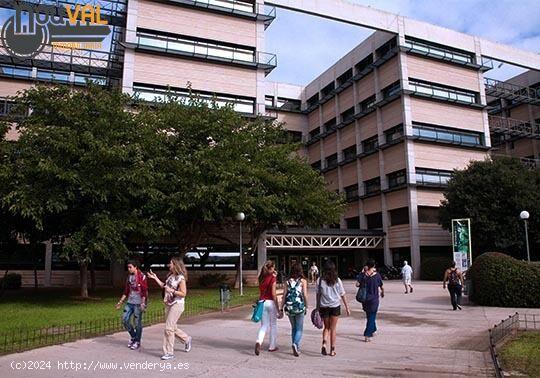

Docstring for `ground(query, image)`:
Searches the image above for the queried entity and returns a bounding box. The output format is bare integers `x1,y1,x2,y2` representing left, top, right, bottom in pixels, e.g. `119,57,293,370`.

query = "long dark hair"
289,262,304,280
322,260,338,286
258,260,275,284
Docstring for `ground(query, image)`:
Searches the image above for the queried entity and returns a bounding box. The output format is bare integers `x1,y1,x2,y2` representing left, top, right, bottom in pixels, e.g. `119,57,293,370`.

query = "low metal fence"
0,290,254,355
488,312,540,378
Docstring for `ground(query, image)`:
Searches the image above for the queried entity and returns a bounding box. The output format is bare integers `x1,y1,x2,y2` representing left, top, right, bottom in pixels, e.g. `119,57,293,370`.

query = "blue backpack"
284,279,305,315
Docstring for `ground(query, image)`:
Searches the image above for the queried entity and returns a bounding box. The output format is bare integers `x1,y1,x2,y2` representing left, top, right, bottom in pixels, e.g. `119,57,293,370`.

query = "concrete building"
1,0,539,285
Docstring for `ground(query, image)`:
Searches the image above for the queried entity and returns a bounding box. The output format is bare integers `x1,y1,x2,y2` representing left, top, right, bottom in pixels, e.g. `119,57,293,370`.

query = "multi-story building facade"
1,0,539,285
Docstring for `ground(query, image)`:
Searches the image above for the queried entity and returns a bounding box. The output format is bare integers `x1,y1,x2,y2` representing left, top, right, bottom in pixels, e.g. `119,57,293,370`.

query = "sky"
265,0,540,86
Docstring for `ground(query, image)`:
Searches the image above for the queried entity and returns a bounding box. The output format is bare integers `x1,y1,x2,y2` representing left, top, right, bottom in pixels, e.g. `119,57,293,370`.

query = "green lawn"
0,286,258,354
499,331,540,377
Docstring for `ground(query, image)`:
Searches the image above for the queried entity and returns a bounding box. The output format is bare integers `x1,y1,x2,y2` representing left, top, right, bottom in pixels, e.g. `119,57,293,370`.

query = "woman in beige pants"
148,257,192,360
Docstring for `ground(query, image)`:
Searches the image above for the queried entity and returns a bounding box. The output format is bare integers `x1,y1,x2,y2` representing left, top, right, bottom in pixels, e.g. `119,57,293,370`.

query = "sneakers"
410,287,413,293
161,354,174,360
254,342,261,356
292,344,299,357
127,339,135,348
184,336,192,353
130,341,140,350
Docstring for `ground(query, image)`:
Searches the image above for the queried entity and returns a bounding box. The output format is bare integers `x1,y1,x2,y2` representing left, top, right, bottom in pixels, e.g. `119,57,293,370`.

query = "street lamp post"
519,211,530,263
236,212,245,296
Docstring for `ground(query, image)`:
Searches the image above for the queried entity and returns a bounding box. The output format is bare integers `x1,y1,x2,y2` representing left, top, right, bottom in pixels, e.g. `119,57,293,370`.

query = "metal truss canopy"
265,234,384,249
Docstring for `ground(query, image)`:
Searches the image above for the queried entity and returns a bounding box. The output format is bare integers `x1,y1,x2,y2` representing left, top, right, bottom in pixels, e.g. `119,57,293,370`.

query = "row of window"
0,64,108,85
409,79,479,105
347,205,441,230
306,38,398,109
133,83,255,114
403,37,475,65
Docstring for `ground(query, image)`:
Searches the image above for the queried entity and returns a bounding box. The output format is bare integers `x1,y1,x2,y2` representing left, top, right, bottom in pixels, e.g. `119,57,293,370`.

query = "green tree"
439,157,540,260
0,84,163,297
138,93,345,255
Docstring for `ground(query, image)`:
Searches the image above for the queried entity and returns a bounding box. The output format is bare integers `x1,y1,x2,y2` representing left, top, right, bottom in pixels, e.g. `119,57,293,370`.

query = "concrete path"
1,281,539,378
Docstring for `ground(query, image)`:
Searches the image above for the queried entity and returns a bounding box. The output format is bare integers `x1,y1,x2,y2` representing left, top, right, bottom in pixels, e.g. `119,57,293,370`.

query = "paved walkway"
2,281,539,377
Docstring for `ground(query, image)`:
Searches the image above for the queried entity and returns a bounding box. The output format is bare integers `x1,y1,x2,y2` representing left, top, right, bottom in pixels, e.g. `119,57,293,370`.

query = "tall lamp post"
236,212,245,296
520,210,530,263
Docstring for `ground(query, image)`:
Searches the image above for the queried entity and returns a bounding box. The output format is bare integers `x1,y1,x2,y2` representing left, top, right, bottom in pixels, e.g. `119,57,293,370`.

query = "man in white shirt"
401,261,413,294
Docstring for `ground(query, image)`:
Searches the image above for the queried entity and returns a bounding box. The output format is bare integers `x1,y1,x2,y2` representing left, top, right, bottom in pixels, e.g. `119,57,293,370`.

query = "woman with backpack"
254,260,279,355
279,262,308,357
443,261,464,310
356,259,384,342
147,257,192,360
317,260,350,357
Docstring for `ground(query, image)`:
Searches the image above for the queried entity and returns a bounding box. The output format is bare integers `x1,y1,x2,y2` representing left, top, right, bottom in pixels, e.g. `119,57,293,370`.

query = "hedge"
468,252,540,307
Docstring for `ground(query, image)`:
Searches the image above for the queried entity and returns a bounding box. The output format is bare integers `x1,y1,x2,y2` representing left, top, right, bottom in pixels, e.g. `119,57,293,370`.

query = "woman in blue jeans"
279,263,308,357
357,259,384,342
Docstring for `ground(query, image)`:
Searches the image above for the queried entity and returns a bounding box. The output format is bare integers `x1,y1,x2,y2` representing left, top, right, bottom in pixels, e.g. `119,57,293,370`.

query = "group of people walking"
254,259,386,357
117,256,464,360
116,257,192,360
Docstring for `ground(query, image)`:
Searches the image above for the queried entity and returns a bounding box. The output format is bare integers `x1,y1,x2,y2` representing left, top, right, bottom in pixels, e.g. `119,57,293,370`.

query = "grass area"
0,286,258,354
499,331,540,377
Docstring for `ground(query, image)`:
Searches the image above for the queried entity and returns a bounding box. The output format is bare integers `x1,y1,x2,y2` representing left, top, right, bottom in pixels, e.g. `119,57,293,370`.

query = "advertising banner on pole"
451,218,472,272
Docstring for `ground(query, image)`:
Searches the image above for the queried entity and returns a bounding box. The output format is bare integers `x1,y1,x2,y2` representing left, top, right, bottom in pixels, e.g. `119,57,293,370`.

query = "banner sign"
451,218,472,272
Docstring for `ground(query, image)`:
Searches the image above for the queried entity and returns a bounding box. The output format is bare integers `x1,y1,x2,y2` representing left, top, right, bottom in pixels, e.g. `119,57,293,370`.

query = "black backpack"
448,269,460,286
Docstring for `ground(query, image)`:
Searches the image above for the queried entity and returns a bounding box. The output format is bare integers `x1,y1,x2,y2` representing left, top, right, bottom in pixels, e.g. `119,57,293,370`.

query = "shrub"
468,252,540,307
420,257,451,280
198,273,230,288
0,273,22,290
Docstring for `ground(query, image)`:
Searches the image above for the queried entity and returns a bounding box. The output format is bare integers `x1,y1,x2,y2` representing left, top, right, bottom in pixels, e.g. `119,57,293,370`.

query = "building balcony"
488,115,540,139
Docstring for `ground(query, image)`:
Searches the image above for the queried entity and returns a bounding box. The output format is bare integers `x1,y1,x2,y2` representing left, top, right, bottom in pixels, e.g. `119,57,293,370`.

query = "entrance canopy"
265,229,384,250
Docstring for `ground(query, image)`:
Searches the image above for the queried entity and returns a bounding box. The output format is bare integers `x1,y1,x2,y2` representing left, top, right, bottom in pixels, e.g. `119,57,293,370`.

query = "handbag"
251,300,265,323
311,278,324,329
356,274,367,303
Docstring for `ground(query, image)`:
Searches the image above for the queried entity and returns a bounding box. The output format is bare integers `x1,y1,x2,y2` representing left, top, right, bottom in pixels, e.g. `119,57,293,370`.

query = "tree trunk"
80,263,89,298
90,260,96,293
32,244,38,291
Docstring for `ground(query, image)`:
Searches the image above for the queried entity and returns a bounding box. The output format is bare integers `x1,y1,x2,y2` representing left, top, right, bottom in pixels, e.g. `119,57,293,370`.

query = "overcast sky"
265,0,540,85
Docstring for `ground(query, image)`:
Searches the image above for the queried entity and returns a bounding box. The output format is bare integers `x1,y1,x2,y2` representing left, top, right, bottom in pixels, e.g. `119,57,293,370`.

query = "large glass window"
309,127,321,140
364,177,381,195
355,54,373,74
376,37,398,58
325,153,338,170
362,135,378,154
344,184,359,202
337,69,353,86
387,169,407,189
409,79,478,104
359,95,376,113
382,81,401,99
366,212,382,229
385,125,404,144
321,82,335,97
133,84,255,114
137,30,256,64
389,207,409,226
311,160,321,171
403,37,474,65
412,123,483,146
340,106,355,124
346,216,360,229
415,168,452,187
307,93,319,108
324,118,337,133
342,145,357,161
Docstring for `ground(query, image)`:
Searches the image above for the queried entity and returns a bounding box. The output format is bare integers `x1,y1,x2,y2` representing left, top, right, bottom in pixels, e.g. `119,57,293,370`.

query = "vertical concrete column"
122,0,139,95
473,37,491,149
372,44,392,266
397,45,421,279
257,232,267,271
353,69,366,229
255,0,266,115
44,240,52,287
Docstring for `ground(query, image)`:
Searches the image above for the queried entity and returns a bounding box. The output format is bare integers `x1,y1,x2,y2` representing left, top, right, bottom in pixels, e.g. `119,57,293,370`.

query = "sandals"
329,347,336,356
321,343,327,356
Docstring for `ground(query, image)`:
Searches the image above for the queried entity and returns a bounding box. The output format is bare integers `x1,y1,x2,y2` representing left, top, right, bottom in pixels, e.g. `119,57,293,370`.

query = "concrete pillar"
44,240,52,287
257,232,267,272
